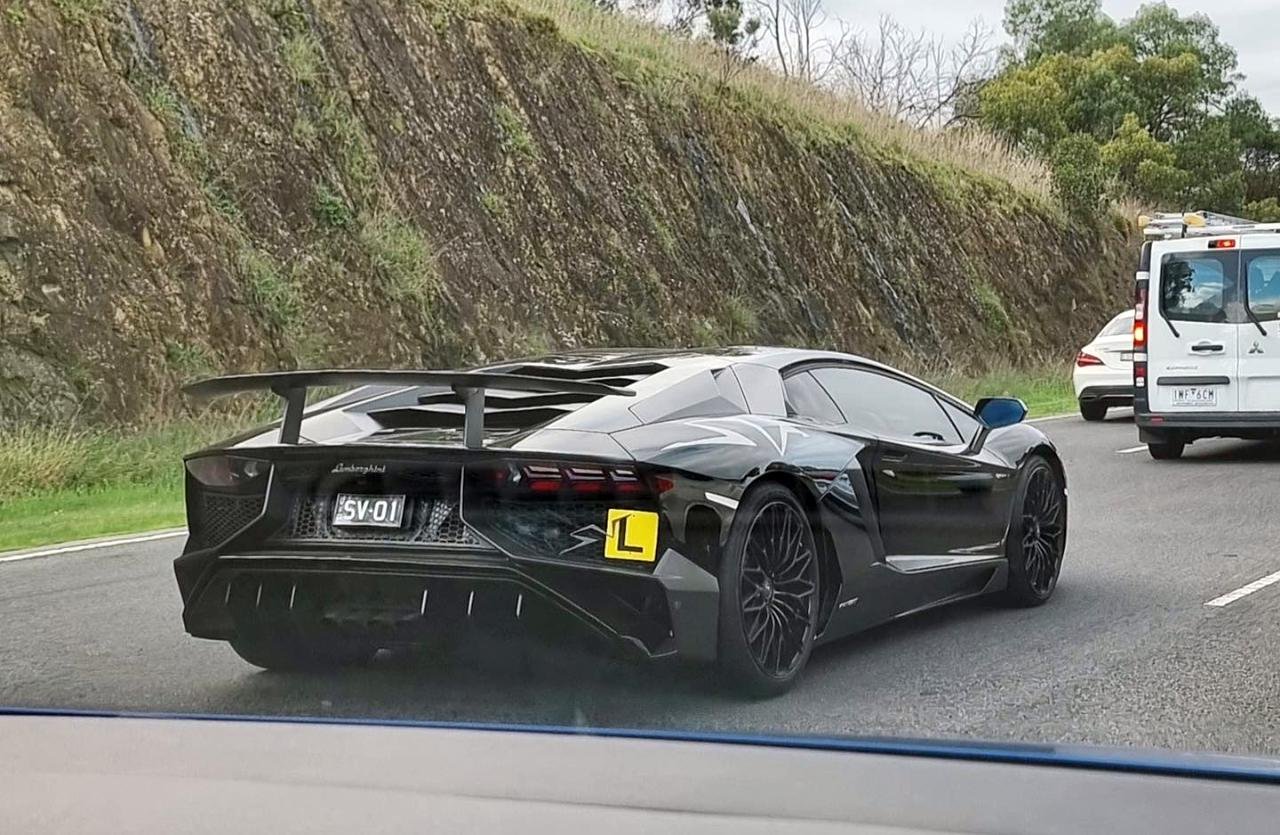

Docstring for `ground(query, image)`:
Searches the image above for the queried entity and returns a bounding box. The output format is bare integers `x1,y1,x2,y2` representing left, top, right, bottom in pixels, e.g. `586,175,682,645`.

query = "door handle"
1190,342,1225,353
913,431,945,442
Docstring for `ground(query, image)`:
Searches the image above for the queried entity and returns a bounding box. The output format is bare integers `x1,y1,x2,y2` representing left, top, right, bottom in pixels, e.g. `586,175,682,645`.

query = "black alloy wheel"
1002,458,1066,606
718,483,820,697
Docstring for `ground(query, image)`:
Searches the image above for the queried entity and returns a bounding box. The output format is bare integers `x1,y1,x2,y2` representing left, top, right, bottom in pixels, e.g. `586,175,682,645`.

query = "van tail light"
1133,284,1148,351
1076,352,1104,367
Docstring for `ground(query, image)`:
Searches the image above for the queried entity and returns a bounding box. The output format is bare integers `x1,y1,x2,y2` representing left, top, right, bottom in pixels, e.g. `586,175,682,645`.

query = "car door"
806,367,1012,564
1238,244,1280,412
1148,245,1240,413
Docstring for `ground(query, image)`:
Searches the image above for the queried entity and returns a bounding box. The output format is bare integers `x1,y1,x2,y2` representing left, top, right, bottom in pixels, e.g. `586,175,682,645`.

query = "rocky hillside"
0,0,1133,426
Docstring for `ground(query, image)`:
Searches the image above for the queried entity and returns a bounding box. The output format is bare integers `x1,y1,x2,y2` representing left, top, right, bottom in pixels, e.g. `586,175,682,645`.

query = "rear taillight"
1076,352,1104,367
1134,278,1148,392
490,462,667,498
1133,284,1147,351
185,455,270,488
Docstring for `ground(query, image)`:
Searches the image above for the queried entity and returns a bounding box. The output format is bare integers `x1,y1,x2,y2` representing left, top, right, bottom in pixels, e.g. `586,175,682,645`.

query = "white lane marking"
1116,445,1148,454
1027,413,1075,423
0,529,186,564
1205,569,1280,607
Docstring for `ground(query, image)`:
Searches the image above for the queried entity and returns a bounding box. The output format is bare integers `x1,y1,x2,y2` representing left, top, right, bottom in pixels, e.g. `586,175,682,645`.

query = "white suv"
1134,214,1280,459
1073,310,1134,421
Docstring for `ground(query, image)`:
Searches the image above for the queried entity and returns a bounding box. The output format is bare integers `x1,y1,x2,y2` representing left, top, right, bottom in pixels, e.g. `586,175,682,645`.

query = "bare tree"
755,0,842,83
834,16,996,128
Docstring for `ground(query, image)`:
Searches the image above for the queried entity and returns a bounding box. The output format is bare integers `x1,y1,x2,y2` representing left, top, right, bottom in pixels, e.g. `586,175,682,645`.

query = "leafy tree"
1100,113,1183,201
1122,3,1239,97
703,0,760,83
1245,197,1280,223
980,1,1280,214
1003,0,1115,60
1050,133,1106,216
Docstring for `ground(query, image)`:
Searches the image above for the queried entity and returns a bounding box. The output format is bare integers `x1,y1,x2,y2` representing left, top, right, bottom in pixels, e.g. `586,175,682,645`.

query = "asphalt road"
4,412,1280,757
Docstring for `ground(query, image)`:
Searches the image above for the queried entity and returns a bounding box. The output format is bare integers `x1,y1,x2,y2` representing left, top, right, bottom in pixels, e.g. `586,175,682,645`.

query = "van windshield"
1160,253,1235,323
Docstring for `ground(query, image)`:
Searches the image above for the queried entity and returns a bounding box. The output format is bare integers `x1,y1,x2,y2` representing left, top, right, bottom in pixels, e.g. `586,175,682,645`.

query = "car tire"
1001,456,1066,608
1079,401,1107,421
230,631,376,671
717,483,820,698
1147,440,1185,460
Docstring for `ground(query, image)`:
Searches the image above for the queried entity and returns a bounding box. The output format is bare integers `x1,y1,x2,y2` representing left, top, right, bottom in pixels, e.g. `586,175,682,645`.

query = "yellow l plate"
604,509,659,562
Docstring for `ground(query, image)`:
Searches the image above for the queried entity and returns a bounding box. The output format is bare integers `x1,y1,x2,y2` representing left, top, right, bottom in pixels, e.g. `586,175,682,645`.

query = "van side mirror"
975,397,1027,428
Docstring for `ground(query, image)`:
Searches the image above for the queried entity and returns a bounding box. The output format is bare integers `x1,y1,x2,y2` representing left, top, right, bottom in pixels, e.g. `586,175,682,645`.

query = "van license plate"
332,494,406,527
1172,387,1216,407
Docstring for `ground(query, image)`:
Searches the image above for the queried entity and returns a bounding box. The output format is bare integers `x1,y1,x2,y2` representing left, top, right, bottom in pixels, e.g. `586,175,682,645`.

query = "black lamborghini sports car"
176,348,1066,694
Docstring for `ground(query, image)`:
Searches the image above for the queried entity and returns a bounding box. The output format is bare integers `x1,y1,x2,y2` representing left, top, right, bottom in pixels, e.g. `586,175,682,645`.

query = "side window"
1245,252,1280,322
940,400,982,444
1160,254,1232,323
782,371,844,425
810,367,962,444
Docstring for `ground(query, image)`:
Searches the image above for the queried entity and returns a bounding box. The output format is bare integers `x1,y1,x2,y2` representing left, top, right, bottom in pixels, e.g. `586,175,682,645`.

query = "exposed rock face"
0,0,1131,426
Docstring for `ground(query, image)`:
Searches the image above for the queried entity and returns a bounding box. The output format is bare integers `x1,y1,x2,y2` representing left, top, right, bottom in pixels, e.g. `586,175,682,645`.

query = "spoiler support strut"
185,369,635,448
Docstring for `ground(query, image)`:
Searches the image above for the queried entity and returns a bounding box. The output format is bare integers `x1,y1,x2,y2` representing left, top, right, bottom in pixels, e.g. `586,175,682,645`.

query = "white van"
1135,212,1280,459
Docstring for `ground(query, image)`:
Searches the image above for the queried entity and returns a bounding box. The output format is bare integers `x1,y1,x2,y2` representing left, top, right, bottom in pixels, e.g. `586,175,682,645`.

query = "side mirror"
975,396,1027,428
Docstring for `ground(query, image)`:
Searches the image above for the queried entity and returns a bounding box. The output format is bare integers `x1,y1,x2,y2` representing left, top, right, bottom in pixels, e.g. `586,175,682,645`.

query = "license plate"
1172,387,1216,407
332,493,406,527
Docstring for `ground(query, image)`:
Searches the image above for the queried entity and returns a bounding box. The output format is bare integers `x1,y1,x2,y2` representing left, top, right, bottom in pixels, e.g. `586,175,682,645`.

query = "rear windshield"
1098,311,1133,338
1245,251,1280,321
1159,253,1235,323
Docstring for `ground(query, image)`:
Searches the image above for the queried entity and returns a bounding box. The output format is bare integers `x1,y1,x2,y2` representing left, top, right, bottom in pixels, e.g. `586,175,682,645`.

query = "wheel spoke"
775,552,814,583
738,499,821,676
774,577,816,598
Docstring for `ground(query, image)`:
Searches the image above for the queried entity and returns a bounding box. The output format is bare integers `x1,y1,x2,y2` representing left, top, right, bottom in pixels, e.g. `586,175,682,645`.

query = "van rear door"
1238,240,1280,411
1148,242,1239,413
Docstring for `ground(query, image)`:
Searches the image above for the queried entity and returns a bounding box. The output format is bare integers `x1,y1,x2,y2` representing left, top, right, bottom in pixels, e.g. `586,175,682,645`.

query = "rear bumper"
1136,411,1280,441
1077,385,1133,406
1072,366,1131,397
178,548,720,663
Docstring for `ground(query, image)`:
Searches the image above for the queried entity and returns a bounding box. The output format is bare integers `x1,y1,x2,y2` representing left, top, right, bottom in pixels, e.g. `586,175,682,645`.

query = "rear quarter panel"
612,415,881,637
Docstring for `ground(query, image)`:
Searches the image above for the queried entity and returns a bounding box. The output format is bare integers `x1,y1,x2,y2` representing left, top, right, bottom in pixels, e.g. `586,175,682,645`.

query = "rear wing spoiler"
183,369,635,447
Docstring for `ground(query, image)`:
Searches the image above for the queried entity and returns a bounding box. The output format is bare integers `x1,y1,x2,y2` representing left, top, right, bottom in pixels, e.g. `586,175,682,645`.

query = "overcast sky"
819,0,1280,114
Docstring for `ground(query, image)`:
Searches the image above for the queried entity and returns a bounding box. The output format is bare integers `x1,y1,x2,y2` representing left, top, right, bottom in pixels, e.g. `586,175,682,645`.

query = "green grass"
52,0,101,26
479,188,510,222
493,103,539,160
4,1,26,26
972,280,1011,335
238,246,300,329
0,484,184,552
320,90,378,195
0,418,259,552
923,364,1075,418
358,212,438,306
281,31,321,87
313,182,353,228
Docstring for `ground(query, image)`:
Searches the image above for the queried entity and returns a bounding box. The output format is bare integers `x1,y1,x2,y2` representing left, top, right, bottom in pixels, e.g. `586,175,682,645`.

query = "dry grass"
509,0,1051,197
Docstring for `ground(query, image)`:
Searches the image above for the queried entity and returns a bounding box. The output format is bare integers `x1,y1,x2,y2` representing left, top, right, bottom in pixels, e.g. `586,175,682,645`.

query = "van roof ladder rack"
1139,211,1280,240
